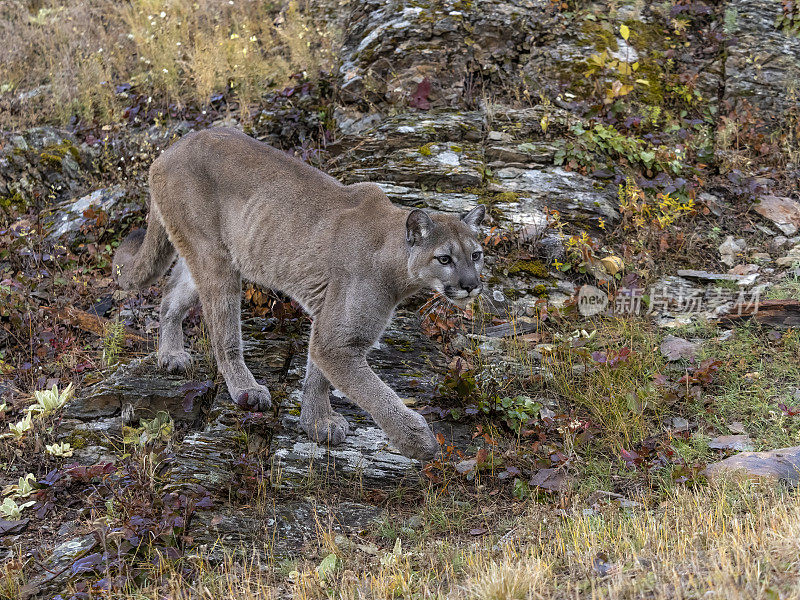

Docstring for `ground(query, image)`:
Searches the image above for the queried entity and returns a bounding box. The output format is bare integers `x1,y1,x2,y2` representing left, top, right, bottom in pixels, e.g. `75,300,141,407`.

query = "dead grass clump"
457,549,550,600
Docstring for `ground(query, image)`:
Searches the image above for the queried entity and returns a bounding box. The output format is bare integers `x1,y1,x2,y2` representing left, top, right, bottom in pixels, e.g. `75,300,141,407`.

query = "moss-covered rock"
508,260,550,278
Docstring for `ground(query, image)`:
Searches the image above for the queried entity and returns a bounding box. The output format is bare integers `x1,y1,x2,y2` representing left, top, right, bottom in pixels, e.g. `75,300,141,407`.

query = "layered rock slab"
54,312,465,567
338,0,550,107
724,0,800,119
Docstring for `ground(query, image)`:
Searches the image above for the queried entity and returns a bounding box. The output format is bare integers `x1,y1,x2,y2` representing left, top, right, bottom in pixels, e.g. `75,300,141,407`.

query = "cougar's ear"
461,204,486,232
406,209,434,245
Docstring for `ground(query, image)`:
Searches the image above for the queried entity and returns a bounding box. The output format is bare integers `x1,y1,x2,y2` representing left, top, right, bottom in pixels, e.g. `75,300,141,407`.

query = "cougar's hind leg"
300,353,350,445
189,253,271,411
157,258,199,373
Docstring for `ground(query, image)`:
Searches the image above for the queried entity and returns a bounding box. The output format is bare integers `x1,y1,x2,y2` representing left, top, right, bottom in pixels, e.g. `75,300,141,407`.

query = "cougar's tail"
112,204,176,290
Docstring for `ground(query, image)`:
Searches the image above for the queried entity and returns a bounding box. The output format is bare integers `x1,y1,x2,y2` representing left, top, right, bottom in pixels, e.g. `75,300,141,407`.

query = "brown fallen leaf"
448,355,472,375
519,332,543,344
45,305,152,346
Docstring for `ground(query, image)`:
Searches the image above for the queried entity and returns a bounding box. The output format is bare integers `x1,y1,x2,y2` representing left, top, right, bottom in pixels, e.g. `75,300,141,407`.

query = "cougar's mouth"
444,293,473,309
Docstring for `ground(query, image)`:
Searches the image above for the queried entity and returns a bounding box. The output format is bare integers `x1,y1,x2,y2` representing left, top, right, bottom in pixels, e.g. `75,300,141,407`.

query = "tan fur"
113,127,485,460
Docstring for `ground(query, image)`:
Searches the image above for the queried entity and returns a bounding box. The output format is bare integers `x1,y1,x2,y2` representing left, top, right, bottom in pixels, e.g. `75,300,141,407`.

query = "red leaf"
621,448,641,469
409,78,431,110
778,403,800,416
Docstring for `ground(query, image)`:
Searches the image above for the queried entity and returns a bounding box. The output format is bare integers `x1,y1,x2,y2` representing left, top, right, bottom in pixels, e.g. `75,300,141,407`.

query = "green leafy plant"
28,382,74,417
478,395,542,433
776,1,800,36
46,441,74,457
512,477,531,500
2,473,36,499
122,411,174,447
3,412,32,440
0,497,35,519
316,552,340,581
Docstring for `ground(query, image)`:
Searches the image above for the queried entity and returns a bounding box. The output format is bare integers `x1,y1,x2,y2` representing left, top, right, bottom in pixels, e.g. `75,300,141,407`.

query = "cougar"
112,127,485,460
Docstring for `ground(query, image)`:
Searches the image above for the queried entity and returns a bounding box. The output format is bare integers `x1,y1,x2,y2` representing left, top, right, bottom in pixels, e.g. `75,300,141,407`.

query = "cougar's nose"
460,279,480,294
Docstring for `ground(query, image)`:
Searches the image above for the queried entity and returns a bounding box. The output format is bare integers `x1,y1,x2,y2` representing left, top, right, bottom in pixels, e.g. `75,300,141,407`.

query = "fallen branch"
720,299,800,328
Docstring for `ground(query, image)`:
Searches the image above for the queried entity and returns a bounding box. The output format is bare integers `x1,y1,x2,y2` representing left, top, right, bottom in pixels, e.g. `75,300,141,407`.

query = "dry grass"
545,317,667,450
39,480,798,599
0,0,336,128
457,551,550,600
278,482,800,598
159,551,277,600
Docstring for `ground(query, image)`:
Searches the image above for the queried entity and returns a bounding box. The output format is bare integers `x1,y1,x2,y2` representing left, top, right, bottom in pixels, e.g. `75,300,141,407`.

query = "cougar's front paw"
390,410,439,461
158,350,192,374
301,411,350,446
234,385,272,411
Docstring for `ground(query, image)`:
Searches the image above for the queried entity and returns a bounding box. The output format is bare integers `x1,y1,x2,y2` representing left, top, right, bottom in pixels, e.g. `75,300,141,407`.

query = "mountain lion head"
406,205,486,308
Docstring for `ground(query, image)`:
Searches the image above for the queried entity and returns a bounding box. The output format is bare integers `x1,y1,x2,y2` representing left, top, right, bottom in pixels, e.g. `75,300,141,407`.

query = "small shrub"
102,321,125,367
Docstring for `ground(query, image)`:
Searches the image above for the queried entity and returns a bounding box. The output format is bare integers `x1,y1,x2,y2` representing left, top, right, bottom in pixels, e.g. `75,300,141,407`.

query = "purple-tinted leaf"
71,552,102,575
92,577,111,591
66,462,115,481
498,466,521,480
621,448,641,469
529,468,568,492
591,351,607,364
179,379,213,412
195,495,213,509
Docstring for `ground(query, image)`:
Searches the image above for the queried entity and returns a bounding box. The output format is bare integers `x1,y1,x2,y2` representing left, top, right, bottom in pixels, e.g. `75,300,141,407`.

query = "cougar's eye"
472,251,483,261
436,255,452,265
